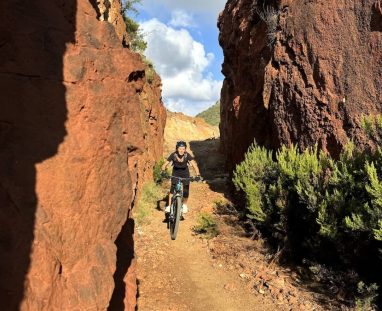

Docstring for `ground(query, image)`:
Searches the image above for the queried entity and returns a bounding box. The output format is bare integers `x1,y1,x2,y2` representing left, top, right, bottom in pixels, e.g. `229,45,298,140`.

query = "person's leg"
166,183,176,213
168,192,173,207
182,183,190,213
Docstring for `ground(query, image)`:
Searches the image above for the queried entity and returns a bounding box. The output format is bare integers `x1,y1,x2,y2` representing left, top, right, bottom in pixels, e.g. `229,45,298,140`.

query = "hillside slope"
196,101,221,126
163,111,219,155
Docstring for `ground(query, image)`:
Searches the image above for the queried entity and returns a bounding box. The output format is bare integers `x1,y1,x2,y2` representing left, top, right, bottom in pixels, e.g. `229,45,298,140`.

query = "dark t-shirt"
167,152,194,180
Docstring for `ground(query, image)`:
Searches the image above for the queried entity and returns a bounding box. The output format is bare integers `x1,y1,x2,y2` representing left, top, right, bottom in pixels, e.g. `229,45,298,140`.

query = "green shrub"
141,58,156,84
361,114,382,144
233,141,382,240
233,139,382,306
233,143,332,230
193,212,219,238
344,160,382,240
136,182,164,224
145,66,155,84
233,143,276,222
122,0,147,53
153,158,165,184
355,282,379,311
196,101,220,126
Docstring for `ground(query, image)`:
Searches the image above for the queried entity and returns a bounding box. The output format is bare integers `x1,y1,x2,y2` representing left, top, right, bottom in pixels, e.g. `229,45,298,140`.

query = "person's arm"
189,160,201,176
161,160,171,171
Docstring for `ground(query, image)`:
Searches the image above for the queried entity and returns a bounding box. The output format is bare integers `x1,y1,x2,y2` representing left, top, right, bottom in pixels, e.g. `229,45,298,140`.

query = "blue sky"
132,0,226,116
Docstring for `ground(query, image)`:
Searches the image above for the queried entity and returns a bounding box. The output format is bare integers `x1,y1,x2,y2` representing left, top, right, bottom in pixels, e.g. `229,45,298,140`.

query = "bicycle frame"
169,176,188,221
162,174,199,240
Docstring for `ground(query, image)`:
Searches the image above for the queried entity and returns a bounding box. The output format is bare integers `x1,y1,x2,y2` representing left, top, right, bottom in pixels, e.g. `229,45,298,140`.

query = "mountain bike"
162,174,201,240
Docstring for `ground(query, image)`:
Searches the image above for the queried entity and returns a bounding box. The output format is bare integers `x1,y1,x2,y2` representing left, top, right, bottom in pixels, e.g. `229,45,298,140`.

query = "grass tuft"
193,211,219,238
136,182,164,225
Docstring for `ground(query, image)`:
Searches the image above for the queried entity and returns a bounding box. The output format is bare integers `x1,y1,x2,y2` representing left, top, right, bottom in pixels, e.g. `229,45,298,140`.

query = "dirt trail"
136,139,276,311
136,182,274,311
135,139,327,311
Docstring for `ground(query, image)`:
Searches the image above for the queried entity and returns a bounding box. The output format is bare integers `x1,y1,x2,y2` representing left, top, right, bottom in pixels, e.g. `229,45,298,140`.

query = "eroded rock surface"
0,0,165,310
219,0,382,170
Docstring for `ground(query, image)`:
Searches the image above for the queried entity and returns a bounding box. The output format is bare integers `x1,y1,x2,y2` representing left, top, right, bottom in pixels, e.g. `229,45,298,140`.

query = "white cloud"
169,10,194,28
166,98,220,117
140,0,227,23
141,18,222,116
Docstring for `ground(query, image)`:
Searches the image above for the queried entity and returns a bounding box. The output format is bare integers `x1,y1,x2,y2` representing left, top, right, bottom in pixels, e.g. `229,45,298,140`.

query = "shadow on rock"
0,1,75,309
108,217,136,311
189,139,230,195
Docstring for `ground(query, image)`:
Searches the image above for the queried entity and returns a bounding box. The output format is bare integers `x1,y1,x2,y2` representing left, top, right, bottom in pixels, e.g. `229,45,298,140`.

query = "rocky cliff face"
0,1,165,310
219,0,382,170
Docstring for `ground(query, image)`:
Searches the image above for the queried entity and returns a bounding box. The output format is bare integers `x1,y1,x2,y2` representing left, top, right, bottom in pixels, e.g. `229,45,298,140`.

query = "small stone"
239,273,250,279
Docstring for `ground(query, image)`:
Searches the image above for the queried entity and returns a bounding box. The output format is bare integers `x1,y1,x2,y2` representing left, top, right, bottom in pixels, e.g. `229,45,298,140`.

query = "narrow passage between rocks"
136,139,295,311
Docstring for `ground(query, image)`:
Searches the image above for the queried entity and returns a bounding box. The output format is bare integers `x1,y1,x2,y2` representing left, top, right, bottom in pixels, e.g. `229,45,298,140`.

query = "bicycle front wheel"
170,196,182,240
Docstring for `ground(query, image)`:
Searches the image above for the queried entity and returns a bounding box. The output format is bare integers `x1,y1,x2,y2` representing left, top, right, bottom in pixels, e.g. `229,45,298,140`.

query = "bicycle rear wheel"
170,196,182,240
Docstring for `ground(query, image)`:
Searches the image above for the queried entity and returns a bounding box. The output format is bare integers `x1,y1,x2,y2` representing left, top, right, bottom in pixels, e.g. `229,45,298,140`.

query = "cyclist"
161,141,201,216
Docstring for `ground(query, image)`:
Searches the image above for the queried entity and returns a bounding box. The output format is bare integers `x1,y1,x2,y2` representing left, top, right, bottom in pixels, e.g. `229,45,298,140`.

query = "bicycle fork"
170,193,183,216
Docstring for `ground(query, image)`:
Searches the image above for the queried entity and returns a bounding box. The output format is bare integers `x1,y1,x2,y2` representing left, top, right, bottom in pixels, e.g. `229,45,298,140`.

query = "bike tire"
170,196,182,240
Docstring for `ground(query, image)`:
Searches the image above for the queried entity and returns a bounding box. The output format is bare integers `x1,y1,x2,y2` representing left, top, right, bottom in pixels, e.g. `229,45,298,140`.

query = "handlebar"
160,172,203,182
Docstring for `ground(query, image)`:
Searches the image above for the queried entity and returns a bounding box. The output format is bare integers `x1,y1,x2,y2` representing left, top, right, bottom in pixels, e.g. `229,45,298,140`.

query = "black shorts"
170,181,190,198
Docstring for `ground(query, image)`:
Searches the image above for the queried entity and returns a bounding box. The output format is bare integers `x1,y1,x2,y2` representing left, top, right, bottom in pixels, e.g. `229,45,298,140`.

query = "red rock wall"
218,0,382,170
0,0,165,310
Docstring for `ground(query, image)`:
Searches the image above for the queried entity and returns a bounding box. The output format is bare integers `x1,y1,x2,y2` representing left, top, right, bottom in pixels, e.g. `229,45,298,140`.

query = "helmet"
176,141,187,148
